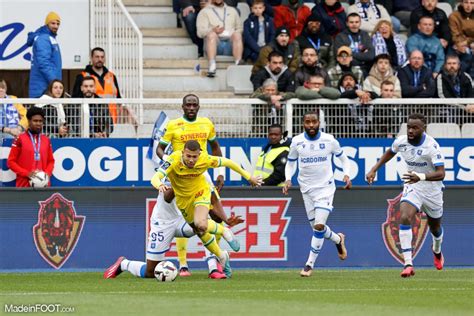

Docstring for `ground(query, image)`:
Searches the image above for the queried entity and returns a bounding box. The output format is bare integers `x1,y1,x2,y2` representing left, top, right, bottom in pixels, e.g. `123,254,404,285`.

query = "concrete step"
123,0,172,6
143,37,192,45
143,91,242,98
141,28,188,37
144,58,233,70
143,43,198,59
128,6,176,28
144,70,229,91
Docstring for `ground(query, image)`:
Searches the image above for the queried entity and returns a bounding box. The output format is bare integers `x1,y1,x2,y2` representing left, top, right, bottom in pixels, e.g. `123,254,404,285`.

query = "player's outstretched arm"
219,157,262,187
209,139,225,191
366,149,396,184
151,170,169,192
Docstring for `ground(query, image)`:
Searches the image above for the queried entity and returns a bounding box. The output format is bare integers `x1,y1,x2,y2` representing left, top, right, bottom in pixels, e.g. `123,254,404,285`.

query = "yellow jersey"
160,116,216,153
151,150,251,198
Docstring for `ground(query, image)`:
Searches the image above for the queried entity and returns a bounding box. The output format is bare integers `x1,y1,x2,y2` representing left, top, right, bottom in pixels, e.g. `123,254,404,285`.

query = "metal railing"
1,98,473,139
90,0,143,123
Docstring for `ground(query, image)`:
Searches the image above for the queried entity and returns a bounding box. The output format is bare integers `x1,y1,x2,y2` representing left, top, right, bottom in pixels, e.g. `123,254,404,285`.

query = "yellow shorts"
175,186,211,223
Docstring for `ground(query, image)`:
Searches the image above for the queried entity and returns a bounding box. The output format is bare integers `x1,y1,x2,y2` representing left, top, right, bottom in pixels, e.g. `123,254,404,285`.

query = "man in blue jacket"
27,12,62,98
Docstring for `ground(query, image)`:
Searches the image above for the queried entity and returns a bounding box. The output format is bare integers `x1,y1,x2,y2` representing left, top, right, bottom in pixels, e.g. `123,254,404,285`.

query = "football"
29,171,49,188
154,261,178,282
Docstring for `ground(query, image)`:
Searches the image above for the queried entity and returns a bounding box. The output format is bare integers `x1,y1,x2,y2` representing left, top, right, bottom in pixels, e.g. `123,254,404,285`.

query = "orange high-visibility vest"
82,71,119,123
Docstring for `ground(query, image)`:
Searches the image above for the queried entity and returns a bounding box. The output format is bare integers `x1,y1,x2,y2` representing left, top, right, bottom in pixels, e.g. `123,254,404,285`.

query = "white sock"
432,227,443,254
207,256,218,272
209,59,216,72
306,230,325,268
222,227,234,242
399,225,413,266
234,59,241,65
121,259,146,278
324,225,341,244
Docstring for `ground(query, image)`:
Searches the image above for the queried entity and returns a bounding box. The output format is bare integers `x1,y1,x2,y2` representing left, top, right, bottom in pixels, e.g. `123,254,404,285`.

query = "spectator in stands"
410,0,451,49
251,51,295,92
37,80,69,138
295,47,330,87
334,13,375,75
250,79,296,129
338,72,378,133
254,123,290,186
398,50,436,97
72,47,122,124
347,0,391,34
436,55,474,98
27,12,62,98
377,80,401,137
0,80,27,142
273,0,311,42
295,13,335,68
406,16,445,76
197,0,243,77
252,27,300,75
393,1,421,29
81,77,114,138
327,46,364,88
363,53,402,98
243,0,275,62
365,0,401,32
449,0,474,77
180,0,206,57
296,73,341,100
7,107,55,188
312,0,347,38
371,19,407,70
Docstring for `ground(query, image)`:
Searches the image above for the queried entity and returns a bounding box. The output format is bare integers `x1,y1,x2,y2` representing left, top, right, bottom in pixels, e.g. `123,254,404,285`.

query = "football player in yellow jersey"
151,140,263,277
156,94,242,277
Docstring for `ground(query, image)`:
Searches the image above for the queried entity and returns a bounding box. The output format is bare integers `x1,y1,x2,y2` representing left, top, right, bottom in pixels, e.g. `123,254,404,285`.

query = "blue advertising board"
1,138,472,187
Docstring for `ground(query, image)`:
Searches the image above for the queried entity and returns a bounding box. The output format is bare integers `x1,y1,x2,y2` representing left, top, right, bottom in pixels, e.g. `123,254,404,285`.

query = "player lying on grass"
151,139,263,277
366,113,446,278
104,186,240,279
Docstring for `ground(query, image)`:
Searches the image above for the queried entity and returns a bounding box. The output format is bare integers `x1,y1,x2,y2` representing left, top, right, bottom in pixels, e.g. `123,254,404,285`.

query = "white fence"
90,0,143,123
2,98,474,139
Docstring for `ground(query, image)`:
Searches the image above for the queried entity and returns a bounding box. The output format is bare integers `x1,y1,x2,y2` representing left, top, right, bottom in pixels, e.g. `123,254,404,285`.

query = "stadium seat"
398,33,408,45
427,123,461,138
398,123,407,137
461,123,474,138
109,124,136,138
226,65,254,94
437,2,453,17
237,2,251,23
137,124,155,138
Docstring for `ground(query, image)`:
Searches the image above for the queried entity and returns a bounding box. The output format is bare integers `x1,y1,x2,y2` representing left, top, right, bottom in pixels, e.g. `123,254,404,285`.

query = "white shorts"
146,216,194,261
401,185,444,219
302,186,336,224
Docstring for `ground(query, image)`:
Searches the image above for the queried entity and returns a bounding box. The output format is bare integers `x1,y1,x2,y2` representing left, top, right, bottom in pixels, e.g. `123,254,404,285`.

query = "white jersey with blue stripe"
391,133,445,193
288,131,344,193
151,191,182,222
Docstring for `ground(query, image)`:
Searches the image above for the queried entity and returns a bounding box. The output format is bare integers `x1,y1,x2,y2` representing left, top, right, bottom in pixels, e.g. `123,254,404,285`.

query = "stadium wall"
1,138,473,187
0,187,472,271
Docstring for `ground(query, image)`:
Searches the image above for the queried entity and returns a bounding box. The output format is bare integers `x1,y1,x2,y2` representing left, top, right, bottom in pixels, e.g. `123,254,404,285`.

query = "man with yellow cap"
27,12,62,98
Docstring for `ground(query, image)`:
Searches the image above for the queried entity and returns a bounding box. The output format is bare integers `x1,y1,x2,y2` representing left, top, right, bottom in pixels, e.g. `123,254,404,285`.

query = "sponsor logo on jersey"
33,193,85,269
146,198,291,261
381,193,428,265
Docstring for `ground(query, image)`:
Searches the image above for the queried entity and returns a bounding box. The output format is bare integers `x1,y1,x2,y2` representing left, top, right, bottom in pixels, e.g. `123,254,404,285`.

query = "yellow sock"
199,233,222,258
176,237,188,268
207,219,225,235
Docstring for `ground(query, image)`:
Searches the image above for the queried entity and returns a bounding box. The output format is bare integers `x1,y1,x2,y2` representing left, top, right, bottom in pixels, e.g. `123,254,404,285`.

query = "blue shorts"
217,39,233,56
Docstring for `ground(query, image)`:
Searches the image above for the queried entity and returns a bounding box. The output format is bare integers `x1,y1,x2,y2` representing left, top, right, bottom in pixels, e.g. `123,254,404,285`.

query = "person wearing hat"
7,107,55,187
273,0,311,42
251,26,300,75
327,45,364,88
338,71,377,135
334,13,375,75
296,13,334,69
27,12,62,98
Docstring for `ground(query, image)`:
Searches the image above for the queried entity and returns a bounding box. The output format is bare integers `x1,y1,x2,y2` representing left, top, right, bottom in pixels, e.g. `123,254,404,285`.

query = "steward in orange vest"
72,64,121,123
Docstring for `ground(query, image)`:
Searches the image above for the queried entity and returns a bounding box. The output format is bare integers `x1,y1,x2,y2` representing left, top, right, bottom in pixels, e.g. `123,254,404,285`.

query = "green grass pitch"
1,269,473,315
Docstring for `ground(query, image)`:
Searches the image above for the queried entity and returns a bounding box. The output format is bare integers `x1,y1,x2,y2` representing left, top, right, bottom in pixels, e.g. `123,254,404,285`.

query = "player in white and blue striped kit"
367,113,446,278
283,111,352,277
